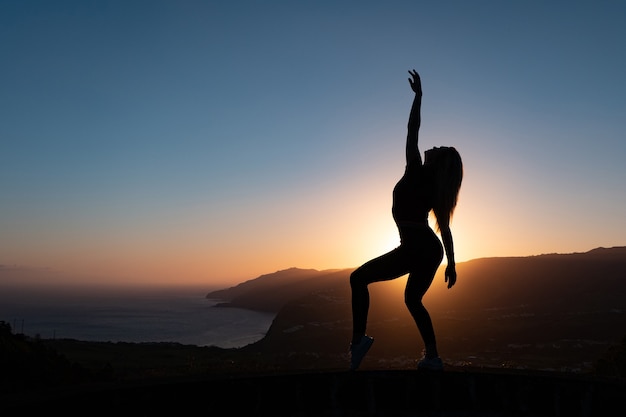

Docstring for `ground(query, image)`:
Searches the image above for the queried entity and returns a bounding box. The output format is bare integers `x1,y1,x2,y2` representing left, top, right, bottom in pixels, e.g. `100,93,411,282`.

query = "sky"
1,1,625,287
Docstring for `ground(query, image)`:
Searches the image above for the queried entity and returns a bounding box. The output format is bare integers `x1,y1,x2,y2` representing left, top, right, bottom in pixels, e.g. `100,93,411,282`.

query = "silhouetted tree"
0,320,12,335
0,322,95,392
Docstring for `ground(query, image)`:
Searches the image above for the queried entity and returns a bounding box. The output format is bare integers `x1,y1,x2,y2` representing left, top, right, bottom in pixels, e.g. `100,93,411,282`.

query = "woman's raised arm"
406,69,423,165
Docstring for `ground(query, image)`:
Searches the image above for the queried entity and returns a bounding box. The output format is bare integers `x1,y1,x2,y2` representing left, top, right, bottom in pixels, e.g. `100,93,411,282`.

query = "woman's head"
426,146,463,230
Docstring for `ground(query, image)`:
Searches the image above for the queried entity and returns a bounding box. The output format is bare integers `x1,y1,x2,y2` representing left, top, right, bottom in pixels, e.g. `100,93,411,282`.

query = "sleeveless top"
392,162,434,226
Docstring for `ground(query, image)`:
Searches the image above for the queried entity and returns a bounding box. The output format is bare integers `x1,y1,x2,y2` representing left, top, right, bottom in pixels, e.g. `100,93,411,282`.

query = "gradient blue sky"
2,1,625,286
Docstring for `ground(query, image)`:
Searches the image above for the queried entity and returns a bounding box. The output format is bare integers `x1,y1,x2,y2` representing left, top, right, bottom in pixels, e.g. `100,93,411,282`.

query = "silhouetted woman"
349,70,463,371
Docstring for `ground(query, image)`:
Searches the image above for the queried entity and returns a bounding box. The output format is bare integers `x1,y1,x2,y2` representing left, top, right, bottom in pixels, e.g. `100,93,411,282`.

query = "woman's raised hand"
408,69,422,96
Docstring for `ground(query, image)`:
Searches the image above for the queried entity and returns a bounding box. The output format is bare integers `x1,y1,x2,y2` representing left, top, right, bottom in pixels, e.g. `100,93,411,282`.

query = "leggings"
350,226,443,349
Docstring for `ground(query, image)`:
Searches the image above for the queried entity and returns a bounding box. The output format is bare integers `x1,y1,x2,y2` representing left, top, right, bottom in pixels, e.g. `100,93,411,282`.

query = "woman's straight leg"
404,230,443,358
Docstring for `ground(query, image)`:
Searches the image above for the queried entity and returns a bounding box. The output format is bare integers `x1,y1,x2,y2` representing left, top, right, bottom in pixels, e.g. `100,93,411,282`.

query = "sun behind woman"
348,69,463,372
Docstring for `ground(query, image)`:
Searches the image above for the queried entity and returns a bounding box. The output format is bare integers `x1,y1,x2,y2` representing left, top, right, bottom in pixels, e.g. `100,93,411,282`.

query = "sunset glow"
1,1,625,288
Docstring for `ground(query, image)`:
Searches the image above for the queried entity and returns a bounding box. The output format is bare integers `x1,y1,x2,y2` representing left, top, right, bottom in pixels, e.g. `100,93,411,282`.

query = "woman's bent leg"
350,247,410,343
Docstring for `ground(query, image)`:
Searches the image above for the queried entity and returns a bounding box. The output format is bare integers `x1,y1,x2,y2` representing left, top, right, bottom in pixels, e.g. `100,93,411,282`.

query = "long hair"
432,147,463,232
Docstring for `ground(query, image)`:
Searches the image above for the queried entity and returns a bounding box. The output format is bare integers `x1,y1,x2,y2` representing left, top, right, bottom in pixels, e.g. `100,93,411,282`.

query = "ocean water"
0,285,275,349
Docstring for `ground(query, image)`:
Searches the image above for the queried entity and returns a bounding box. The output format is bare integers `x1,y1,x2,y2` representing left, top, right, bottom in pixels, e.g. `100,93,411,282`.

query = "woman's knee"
350,269,363,288
404,290,424,309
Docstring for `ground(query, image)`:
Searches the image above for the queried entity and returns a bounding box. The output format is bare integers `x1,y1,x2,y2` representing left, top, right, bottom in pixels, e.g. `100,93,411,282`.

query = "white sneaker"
417,355,444,371
349,335,374,370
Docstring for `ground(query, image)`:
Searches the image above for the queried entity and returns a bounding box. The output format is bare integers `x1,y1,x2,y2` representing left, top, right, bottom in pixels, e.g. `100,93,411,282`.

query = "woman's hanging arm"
439,220,457,289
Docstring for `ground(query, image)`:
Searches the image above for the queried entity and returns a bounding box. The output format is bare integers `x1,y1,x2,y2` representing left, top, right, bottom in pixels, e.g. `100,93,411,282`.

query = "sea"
0,285,275,349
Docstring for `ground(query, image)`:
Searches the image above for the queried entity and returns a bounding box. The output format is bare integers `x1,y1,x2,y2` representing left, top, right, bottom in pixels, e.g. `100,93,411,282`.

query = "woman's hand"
445,264,457,289
408,69,422,96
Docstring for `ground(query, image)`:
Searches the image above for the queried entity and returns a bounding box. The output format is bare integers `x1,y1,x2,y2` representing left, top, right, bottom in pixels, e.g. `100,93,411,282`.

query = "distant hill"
208,247,626,314
428,246,626,312
206,267,346,312
209,247,626,373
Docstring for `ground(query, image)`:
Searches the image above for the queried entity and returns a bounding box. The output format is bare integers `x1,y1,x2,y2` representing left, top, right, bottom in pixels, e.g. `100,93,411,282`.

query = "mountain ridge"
206,246,626,313
210,246,626,372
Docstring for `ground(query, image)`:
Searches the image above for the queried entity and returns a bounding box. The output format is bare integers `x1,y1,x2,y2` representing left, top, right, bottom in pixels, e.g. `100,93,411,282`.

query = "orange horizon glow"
1,135,623,289
3,165,623,290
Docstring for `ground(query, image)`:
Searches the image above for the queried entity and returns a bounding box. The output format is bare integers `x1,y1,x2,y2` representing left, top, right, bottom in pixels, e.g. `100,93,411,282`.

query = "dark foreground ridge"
6,368,625,416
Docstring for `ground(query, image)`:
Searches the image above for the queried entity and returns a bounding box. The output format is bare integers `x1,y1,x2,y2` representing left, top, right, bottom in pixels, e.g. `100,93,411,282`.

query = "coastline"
0,286,276,349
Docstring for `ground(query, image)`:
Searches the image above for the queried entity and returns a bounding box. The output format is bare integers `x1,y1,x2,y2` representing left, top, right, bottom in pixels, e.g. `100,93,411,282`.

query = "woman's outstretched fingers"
408,69,422,94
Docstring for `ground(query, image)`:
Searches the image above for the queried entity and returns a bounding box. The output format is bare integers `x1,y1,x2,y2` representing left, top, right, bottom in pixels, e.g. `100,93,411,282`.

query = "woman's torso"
392,162,434,226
